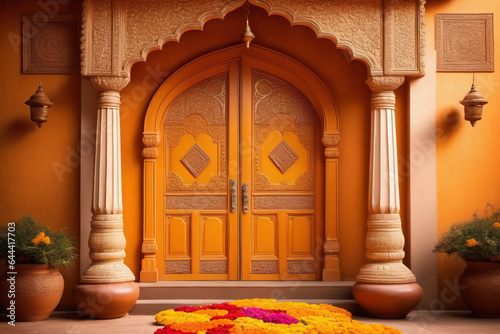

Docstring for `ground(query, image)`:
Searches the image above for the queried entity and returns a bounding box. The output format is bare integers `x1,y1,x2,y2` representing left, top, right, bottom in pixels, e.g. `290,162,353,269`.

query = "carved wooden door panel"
163,63,240,280
162,56,322,281
240,59,323,280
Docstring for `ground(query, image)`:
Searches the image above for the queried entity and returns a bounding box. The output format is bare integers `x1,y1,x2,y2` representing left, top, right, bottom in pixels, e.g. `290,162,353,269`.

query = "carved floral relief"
437,14,494,72
23,16,80,74
81,0,425,77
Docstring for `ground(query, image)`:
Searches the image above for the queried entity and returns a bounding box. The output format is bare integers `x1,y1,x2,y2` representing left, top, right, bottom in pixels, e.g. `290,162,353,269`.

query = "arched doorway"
142,45,339,281
77,0,424,313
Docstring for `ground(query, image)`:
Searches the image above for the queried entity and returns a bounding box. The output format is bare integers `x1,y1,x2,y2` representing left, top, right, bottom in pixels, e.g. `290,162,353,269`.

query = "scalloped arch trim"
81,0,397,78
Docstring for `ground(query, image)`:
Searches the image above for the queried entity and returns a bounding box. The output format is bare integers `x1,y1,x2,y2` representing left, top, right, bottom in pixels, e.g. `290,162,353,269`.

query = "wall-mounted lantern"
460,76,488,127
25,82,54,128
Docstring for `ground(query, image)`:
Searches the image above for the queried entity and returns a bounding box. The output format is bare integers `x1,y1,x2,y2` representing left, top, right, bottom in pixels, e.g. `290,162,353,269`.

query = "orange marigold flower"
42,236,50,245
466,239,478,247
493,222,500,228
31,232,46,245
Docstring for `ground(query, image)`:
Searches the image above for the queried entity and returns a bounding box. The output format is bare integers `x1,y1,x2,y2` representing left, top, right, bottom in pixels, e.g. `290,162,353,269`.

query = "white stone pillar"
353,76,422,319
80,76,135,283
73,76,138,319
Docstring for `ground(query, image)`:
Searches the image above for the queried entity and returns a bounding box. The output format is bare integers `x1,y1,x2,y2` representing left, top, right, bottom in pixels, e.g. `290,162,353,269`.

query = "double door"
162,54,324,280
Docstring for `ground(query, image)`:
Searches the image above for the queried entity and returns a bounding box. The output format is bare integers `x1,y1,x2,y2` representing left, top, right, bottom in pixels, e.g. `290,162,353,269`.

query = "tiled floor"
1,311,499,334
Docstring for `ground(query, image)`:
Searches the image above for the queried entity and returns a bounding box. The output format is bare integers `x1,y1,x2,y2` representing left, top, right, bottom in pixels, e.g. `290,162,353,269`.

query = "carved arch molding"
81,0,426,78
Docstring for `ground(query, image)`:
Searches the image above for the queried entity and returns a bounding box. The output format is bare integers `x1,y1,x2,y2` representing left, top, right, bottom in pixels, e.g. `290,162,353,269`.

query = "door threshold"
138,280,355,287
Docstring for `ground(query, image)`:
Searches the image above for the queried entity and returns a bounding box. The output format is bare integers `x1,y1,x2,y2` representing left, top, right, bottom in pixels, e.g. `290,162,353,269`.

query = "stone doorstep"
130,280,362,315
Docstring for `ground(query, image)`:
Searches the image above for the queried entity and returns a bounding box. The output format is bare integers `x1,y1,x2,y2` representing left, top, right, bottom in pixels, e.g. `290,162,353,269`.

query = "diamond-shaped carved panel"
268,140,299,174
181,143,211,178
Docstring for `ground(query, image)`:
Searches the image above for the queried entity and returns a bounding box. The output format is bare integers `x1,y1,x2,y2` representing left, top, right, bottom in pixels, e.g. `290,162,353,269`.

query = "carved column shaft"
356,76,416,283
81,77,135,283
140,131,161,282
322,132,340,281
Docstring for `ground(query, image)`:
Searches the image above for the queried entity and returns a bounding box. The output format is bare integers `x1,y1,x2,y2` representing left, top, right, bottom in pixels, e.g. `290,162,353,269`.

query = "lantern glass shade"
25,83,54,128
459,83,488,127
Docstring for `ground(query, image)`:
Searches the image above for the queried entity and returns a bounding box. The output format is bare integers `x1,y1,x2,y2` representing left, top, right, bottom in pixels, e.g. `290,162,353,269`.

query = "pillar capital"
322,132,340,159
321,132,340,147
142,131,161,159
365,75,405,92
90,76,131,92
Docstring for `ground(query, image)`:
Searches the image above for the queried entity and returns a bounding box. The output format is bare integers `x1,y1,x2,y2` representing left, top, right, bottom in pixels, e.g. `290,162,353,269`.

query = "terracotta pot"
353,282,423,319
0,264,64,321
459,261,500,318
72,282,139,319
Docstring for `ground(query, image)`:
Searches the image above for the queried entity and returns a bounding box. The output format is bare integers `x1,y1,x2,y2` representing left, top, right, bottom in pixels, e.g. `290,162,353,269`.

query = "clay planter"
72,282,139,319
353,282,423,319
0,264,64,321
459,261,500,318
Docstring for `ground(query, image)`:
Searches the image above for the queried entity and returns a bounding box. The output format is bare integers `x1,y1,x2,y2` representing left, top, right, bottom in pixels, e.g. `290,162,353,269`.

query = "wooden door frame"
140,44,340,282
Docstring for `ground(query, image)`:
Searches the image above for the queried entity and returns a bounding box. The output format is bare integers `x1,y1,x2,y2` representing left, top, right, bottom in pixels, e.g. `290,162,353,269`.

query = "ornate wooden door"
240,58,323,280
162,54,323,280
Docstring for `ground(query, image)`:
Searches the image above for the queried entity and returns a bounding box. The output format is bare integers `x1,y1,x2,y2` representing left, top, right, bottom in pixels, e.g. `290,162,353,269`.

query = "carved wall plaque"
437,13,494,72
23,15,80,74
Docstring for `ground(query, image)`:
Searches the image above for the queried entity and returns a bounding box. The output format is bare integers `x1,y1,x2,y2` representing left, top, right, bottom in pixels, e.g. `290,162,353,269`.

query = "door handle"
242,183,249,213
230,179,237,213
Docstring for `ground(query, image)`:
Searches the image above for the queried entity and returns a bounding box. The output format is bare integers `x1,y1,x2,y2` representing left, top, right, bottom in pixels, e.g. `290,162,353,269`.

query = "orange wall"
0,0,82,310
426,0,500,309
120,4,410,281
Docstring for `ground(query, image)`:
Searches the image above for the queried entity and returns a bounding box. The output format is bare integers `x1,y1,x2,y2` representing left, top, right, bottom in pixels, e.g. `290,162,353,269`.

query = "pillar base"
356,262,417,283
352,282,422,319
81,261,136,283
72,282,139,319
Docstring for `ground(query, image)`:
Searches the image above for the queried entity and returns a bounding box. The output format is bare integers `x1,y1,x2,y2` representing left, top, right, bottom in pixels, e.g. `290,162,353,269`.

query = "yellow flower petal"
493,222,500,228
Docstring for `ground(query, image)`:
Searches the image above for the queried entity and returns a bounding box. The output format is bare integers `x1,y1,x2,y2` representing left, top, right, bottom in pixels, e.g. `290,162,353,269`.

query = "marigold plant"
0,216,76,268
433,204,500,262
